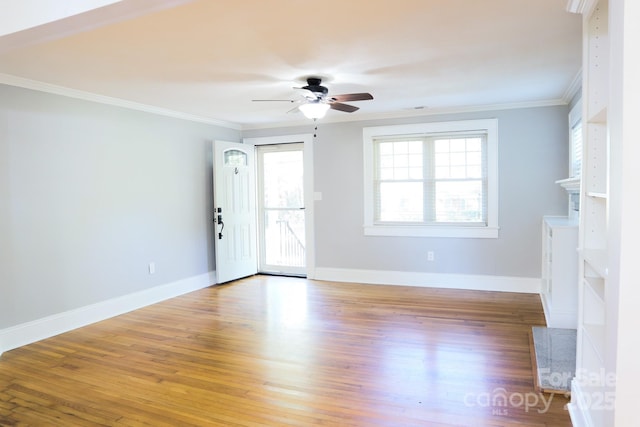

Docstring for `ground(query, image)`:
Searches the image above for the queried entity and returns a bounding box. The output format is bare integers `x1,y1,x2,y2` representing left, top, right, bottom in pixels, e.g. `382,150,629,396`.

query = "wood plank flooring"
0,275,571,426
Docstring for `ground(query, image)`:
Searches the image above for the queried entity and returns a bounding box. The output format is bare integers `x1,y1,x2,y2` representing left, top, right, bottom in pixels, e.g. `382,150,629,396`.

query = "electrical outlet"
427,251,435,262
149,262,156,274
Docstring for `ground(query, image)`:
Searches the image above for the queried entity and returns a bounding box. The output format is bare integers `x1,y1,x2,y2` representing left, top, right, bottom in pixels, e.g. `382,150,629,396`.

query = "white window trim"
363,119,499,238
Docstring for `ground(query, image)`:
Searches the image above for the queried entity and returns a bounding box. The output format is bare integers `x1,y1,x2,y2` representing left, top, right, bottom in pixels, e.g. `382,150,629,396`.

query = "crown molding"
0,72,572,133
566,0,598,15
0,73,242,130
241,99,569,131
563,68,583,103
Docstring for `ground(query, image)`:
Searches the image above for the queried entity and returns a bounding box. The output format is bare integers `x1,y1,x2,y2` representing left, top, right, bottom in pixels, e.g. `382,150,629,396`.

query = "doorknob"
216,207,224,239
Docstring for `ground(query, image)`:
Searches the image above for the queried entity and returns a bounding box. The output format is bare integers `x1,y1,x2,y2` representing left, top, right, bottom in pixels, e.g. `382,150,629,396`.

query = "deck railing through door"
276,220,305,267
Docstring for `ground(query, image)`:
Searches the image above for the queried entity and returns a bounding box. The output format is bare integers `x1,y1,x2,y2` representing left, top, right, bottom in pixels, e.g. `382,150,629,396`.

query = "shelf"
586,191,608,199
587,105,608,124
584,276,605,302
583,249,608,277
544,215,578,228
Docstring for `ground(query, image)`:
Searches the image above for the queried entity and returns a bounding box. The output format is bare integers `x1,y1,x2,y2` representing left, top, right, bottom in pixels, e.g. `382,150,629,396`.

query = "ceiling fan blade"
252,99,296,102
330,93,373,102
294,87,318,100
330,102,359,113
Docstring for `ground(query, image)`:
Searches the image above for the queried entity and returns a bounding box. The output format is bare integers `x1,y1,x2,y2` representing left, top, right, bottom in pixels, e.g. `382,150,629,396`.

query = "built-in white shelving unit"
568,1,611,426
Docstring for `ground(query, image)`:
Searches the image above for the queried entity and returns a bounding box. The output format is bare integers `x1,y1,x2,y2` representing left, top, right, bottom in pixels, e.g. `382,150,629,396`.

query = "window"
568,99,582,178
363,119,499,238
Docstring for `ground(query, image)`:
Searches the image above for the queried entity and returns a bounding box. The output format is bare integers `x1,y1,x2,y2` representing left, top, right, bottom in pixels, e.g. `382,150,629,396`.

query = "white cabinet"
540,216,578,328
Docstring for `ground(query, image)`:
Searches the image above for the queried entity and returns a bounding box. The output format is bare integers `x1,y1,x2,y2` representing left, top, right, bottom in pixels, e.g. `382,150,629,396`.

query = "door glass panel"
224,149,247,166
263,151,304,208
258,145,306,273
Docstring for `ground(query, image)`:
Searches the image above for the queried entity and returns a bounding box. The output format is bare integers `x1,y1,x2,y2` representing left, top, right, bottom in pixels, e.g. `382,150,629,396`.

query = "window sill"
364,225,499,238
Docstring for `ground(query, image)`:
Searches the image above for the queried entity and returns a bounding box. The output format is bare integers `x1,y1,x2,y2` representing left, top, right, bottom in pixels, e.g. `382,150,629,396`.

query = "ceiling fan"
253,77,374,119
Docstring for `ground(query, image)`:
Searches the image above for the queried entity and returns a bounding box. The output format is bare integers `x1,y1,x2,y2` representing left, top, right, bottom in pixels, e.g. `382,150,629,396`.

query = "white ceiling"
0,0,582,129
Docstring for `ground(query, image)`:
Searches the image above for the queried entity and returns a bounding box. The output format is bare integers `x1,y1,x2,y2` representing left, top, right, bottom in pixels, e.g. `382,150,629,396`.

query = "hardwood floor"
0,275,571,426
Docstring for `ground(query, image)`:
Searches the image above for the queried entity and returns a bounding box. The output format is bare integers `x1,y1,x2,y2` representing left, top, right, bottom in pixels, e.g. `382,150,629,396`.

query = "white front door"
212,140,257,284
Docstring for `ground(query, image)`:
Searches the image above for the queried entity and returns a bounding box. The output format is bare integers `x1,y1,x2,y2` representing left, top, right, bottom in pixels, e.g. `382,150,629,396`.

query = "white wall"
0,84,239,330
243,106,570,289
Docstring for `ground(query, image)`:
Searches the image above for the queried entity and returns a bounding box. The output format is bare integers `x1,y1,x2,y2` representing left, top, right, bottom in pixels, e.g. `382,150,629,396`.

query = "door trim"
243,134,315,279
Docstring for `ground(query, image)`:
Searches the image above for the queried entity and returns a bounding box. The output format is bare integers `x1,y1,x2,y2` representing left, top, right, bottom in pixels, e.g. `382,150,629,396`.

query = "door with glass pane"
257,143,306,276
212,140,257,284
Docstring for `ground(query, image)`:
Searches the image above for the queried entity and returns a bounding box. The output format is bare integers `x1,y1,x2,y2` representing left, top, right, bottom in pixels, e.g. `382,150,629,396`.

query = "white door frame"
243,134,315,279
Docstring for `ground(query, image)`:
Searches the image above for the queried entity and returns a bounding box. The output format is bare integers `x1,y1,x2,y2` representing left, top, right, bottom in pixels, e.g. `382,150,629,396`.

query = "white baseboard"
567,379,591,427
313,267,540,293
0,271,216,356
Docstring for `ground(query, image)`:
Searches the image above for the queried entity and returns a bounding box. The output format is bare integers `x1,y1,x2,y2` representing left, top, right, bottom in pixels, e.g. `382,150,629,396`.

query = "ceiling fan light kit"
299,102,330,119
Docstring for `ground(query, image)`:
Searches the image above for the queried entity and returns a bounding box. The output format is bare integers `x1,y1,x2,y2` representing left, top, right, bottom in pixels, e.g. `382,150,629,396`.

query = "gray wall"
0,84,240,329
244,106,570,279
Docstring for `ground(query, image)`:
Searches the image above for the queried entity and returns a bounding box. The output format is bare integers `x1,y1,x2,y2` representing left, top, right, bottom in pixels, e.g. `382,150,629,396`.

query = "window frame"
363,119,499,238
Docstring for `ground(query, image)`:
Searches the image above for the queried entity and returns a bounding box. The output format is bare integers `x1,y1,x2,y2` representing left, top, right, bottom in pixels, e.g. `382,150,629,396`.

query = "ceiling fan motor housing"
303,77,328,95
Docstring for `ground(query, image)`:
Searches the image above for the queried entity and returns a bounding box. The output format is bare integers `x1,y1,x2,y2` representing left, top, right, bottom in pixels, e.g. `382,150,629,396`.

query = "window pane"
409,155,422,168
450,139,467,152
571,122,582,177
394,155,409,168
395,141,409,154
263,151,303,208
263,209,305,267
466,138,482,151
434,139,450,152
379,142,394,155
224,149,247,166
394,169,409,180
467,165,482,178
450,166,466,179
450,153,466,166
409,167,423,180
380,168,394,180
378,182,423,222
435,152,449,167
408,140,423,153
380,155,394,168
466,152,482,166
435,180,483,222
376,140,423,183
435,166,449,179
